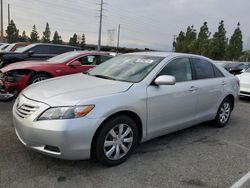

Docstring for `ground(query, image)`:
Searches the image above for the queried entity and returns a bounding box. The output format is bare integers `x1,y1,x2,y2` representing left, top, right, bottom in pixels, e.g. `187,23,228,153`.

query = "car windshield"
88,55,164,83
3,43,16,52
46,52,81,63
15,44,36,53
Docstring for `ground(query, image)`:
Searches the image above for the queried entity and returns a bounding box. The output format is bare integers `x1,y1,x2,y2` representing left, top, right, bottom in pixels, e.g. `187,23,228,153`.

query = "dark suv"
0,43,81,68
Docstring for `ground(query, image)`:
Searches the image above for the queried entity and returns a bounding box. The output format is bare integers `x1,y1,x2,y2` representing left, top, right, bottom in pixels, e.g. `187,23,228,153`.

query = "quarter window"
159,58,193,82
192,58,215,79
213,65,224,77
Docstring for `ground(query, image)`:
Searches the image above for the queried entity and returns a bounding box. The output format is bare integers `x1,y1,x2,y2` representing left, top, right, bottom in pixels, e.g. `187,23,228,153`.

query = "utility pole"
8,3,10,25
97,0,103,51
0,0,3,42
116,24,120,53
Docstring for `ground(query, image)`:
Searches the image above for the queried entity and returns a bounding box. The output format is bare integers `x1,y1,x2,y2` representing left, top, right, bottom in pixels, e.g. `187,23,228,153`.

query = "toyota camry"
13,52,239,166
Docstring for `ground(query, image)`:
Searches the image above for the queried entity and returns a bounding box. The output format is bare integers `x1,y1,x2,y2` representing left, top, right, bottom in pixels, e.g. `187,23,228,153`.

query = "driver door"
146,57,198,139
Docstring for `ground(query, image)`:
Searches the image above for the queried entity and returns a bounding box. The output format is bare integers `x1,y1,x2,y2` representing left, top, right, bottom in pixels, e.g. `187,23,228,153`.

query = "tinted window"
31,45,50,54
192,58,215,79
50,46,77,54
159,58,192,82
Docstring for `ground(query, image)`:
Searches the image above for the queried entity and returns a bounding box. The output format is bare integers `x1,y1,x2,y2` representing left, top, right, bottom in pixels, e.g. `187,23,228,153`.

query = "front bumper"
13,95,104,160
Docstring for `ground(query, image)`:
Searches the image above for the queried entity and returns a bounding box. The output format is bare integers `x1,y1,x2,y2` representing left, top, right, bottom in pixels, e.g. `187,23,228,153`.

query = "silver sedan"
13,52,239,166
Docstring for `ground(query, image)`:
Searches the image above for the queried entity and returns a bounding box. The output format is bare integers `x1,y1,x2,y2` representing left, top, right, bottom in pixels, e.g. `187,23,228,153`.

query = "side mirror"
28,50,34,56
69,60,81,66
154,75,176,86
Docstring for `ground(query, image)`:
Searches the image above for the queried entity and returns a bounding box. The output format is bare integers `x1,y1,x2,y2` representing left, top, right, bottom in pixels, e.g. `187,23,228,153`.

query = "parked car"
0,43,9,51
237,68,250,97
224,62,250,75
0,51,113,99
2,42,31,52
13,52,239,166
0,43,81,68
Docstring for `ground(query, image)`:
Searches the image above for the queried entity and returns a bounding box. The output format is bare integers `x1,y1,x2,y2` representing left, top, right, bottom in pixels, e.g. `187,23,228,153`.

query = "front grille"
16,103,39,118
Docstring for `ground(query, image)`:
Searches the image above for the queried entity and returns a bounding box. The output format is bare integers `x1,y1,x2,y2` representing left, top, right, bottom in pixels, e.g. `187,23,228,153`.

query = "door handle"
221,81,226,85
189,86,198,91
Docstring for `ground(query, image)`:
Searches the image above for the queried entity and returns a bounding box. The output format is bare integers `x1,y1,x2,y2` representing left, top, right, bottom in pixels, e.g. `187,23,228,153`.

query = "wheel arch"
90,110,143,159
224,94,235,110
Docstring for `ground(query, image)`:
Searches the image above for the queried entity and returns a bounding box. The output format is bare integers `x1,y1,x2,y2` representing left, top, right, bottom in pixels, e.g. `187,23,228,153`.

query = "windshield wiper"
93,74,117,80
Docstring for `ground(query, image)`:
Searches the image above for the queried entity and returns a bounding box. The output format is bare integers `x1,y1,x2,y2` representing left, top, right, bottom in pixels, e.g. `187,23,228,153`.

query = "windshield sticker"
135,59,154,64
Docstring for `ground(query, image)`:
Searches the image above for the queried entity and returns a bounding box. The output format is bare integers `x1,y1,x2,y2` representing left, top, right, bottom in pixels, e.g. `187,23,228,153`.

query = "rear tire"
28,73,51,85
95,115,138,166
214,98,232,128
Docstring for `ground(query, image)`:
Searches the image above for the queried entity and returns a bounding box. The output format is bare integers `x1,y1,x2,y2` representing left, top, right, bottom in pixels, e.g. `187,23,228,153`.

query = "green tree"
173,31,186,52
6,20,19,43
52,31,63,44
18,30,29,42
185,25,197,53
42,22,51,43
173,26,197,53
69,33,79,46
209,20,228,60
80,34,86,49
30,25,39,42
197,22,211,57
226,22,243,60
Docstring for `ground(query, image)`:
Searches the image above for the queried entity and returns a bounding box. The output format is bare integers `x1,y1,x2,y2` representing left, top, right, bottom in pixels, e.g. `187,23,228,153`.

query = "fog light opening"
44,145,60,153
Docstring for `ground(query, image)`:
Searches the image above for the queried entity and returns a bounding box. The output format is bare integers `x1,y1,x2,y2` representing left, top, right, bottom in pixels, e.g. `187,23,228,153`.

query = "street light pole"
97,0,103,51
0,0,3,42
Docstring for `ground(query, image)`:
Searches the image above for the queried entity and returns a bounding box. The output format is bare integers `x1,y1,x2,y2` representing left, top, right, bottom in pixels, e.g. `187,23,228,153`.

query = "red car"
0,51,113,99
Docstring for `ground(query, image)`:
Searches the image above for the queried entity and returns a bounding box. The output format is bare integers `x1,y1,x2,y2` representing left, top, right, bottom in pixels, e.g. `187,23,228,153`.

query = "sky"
2,0,250,51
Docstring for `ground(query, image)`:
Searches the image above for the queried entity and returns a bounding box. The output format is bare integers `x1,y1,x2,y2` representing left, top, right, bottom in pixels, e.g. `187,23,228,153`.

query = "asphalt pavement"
1,99,250,188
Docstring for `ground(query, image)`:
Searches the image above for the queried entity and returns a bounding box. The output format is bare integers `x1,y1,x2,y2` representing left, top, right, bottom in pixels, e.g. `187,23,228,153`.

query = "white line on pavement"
230,171,250,188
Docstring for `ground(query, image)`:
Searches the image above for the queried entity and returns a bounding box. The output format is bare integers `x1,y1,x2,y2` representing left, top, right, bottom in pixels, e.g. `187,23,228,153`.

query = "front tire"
95,115,138,166
28,73,51,85
214,98,232,128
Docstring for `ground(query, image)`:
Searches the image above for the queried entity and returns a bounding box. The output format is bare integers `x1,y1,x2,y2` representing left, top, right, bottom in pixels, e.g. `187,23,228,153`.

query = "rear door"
191,58,225,121
147,57,198,138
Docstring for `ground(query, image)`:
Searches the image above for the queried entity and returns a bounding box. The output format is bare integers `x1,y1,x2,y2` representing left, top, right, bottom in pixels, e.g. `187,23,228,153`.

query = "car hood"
1,61,47,72
22,73,133,106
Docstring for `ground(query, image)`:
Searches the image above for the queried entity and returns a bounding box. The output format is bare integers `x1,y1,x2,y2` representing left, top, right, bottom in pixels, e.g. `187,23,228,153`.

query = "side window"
31,45,50,54
213,65,224,77
159,58,193,82
79,55,97,65
49,46,76,54
192,58,215,79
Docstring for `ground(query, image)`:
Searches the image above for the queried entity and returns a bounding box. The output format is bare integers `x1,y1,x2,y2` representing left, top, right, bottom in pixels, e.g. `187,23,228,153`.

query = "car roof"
125,51,212,60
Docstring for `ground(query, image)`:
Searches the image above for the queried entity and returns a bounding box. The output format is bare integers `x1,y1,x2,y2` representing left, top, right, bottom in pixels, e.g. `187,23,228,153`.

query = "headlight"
37,105,94,121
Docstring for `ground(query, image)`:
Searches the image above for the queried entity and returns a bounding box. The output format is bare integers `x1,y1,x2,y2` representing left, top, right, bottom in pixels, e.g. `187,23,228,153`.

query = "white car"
237,68,250,97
